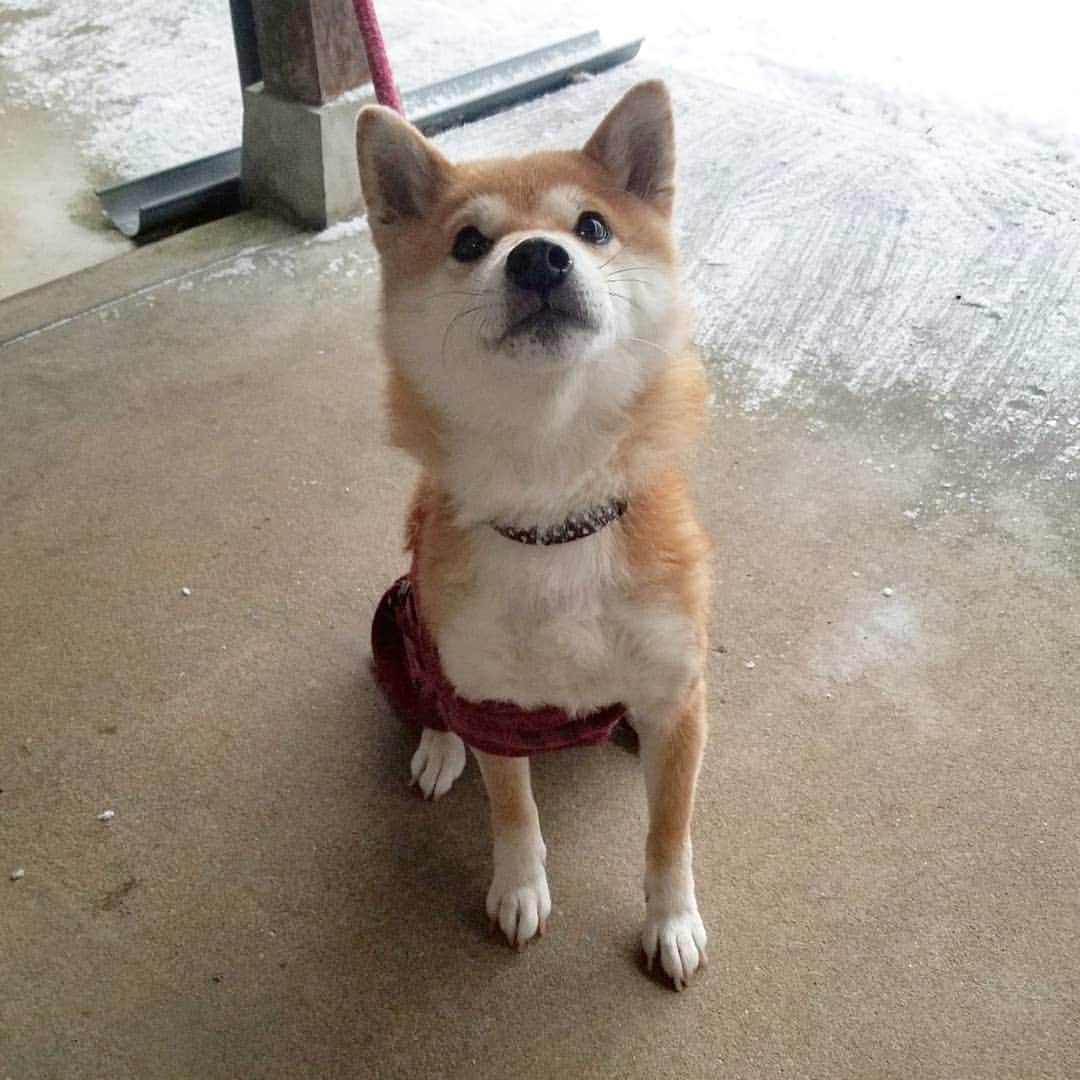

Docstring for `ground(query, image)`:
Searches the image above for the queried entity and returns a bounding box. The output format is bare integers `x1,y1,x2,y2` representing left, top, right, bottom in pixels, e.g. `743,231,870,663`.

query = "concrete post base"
241,82,375,228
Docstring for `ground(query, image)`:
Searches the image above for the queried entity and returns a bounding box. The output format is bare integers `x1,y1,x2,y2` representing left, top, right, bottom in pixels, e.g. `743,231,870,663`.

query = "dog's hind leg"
474,751,551,949
410,728,467,799
637,678,708,990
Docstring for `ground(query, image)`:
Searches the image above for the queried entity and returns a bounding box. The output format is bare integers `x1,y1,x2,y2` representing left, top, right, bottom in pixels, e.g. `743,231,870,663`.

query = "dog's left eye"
452,226,492,262
575,211,610,245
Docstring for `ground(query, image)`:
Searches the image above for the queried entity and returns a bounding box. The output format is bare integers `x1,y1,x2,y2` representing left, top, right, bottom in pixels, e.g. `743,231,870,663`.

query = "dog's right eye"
451,226,492,262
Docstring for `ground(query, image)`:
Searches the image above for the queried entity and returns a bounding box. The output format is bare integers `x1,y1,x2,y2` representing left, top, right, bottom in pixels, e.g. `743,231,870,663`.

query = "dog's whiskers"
423,288,496,301
618,335,675,359
440,304,491,364
607,290,647,316
596,249,624,273
605,265,658,278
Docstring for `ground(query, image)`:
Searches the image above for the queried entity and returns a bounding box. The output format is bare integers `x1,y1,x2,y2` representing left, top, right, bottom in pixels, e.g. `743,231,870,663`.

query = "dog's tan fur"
358,81,712,989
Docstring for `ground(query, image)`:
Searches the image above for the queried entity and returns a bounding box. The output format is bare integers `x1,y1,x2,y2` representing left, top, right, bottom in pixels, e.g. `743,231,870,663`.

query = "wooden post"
250,0,370,104
241,0,375,227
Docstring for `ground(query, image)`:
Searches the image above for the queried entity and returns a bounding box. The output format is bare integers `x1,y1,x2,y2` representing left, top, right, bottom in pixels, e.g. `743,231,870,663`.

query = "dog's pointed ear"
583,80,675,212
356,106,450,231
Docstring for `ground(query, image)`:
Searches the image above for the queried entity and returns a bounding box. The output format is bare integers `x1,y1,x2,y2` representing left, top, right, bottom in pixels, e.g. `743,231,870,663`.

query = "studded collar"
492,498,628,546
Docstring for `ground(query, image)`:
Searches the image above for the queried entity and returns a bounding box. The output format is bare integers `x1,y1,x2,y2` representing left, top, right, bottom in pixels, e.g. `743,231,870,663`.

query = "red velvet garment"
371,575,625,756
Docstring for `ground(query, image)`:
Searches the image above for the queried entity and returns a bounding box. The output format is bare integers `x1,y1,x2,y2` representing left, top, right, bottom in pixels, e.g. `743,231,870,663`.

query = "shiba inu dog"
359,80,712,990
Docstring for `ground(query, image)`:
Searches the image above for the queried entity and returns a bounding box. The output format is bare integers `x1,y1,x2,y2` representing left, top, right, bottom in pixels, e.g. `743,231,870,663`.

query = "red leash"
351,0,403,113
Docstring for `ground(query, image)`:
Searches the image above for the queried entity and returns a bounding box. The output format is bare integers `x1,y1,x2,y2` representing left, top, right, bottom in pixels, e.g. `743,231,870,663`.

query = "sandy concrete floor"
2,83,1078,1078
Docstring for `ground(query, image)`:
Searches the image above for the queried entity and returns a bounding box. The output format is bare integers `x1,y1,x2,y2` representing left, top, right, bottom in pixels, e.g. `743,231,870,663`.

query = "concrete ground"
2,67,1078,1079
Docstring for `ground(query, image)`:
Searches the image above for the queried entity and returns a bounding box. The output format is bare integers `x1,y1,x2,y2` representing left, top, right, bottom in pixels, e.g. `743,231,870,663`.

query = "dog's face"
356,81,686,432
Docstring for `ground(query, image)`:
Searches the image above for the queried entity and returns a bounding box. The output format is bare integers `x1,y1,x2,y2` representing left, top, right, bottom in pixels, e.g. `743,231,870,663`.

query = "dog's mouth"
499,296,593,346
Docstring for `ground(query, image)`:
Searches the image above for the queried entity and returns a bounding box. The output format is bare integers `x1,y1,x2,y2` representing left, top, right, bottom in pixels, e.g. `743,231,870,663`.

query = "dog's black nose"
505,238,573,293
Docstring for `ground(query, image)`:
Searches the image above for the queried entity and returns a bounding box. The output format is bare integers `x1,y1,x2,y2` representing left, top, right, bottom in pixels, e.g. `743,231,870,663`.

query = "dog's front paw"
410,728,466,799
487,868,551,950
486,836,551,949
642,904,707,991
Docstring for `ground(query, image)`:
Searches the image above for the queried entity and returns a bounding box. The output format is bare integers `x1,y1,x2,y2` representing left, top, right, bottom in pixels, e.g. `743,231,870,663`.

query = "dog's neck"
388,349,705,531
441,414,628,529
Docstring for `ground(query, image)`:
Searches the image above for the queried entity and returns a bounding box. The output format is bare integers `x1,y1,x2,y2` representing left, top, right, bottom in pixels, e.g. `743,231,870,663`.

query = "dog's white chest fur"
436,530,696,717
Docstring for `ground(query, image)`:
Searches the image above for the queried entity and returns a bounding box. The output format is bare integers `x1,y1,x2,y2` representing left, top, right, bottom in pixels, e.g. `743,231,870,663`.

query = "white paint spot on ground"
814,596,924,684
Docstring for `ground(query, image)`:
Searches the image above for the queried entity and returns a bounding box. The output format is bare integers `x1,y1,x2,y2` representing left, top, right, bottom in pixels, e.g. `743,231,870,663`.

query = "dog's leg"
474,751,551,949
637,678,708,990
410,728,466,799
